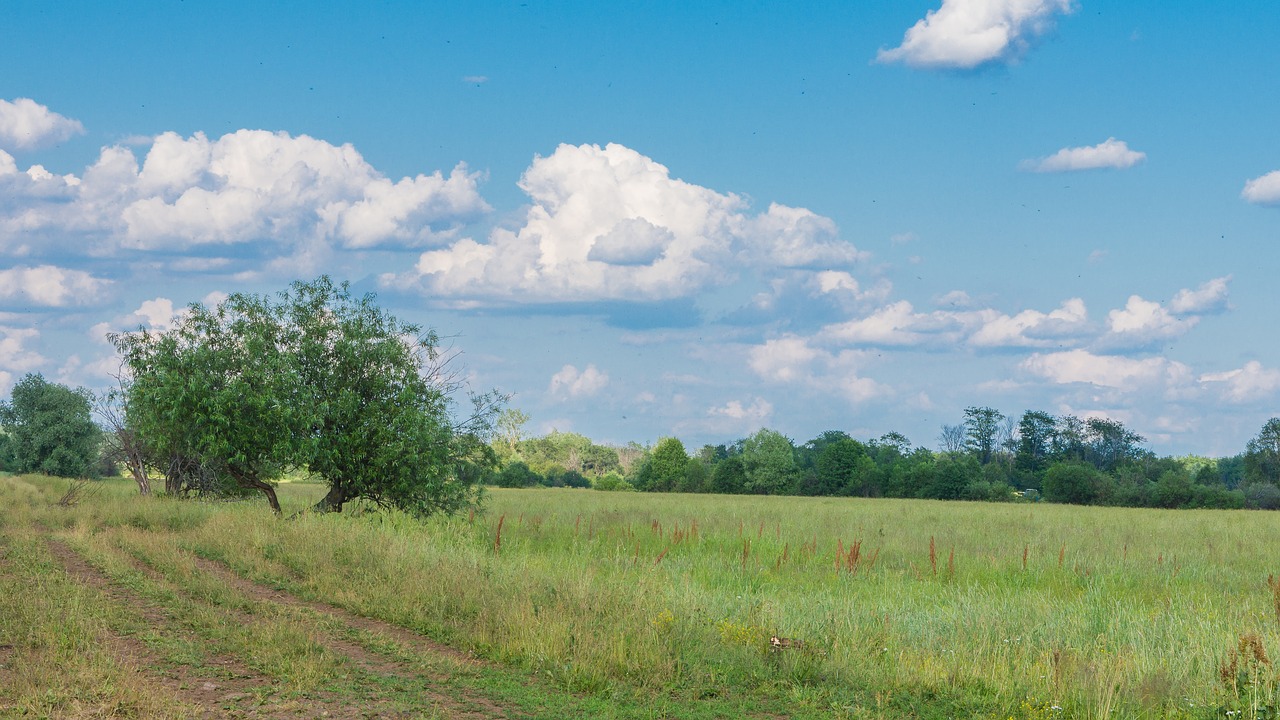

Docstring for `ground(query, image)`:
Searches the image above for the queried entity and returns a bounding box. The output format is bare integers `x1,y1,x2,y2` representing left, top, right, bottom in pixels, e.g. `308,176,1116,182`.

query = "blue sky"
3,0,1279,456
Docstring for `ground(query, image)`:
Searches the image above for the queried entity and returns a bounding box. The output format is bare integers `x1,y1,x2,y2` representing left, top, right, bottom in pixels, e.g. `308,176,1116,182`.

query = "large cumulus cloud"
0,127,490,264
382,142,862,304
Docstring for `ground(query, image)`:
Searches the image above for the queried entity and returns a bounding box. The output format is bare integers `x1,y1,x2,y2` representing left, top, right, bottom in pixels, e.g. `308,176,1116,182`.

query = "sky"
2,0,1279,457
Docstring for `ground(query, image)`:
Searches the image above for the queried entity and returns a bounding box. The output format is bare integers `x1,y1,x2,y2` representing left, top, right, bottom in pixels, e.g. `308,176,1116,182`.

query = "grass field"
2,474,1278,718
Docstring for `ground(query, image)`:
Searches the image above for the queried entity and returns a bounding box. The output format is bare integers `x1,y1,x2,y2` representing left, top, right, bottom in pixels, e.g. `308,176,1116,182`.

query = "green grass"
3,474,1280,718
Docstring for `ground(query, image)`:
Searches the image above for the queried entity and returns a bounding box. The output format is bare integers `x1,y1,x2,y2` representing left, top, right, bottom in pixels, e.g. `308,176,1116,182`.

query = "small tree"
635,437,689,492
1245,418,1280,486
963,406,1005,465
1042,462,1105,505
0,374,102,478
113,276,500,517
741,428,797,495
282,278,500,516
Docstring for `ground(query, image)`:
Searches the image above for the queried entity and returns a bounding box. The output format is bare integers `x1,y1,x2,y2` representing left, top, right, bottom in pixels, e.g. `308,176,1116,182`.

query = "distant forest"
490,408,1280,510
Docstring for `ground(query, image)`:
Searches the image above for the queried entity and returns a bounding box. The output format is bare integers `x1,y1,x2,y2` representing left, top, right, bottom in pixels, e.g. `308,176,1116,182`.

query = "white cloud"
547,363,610,399
709,397,774,422
877,0,1075,69
935,290,973,308
820,301,965,347
748,337,823,383
0,326,46,373
748,336,891,403
382,143,861,304
1200,361,1280,403
813,271,892,307
1242,170,1280,206
1021,349,1192,391
123,298,181,332
968,298,1090,348
0,98,85,151
1023,138,1146,173
0,265,112,307
1104,295,1197,346
1169,276,1230,315
0,128,490,264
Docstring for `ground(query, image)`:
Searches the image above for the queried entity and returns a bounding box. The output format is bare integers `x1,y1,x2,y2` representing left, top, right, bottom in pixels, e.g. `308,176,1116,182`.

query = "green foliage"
813,437,875,496
112,276,497,516
1016,410,1057,473
710,455,746,494
1042,462,1106,505
740,428,797,494
963,406,1005,464
1245,418,1280,486
592,472,635,491
634,437,688,492
281,277,498,517
515,430,620,478
678,457,709,493
0,373,102,478
495,460,540,488
925,453,980,500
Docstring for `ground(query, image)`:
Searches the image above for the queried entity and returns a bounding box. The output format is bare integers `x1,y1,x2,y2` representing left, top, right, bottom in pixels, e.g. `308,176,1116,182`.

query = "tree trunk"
130,466,151,495
232,471,282,514
312,483,347,514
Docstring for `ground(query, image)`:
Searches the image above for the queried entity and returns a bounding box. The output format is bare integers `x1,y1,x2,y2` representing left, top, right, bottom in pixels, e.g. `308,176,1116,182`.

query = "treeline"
487,408,1280,511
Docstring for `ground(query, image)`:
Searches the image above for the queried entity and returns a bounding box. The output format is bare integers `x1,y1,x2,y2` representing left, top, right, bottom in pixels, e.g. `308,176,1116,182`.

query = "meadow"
2,474,1278,719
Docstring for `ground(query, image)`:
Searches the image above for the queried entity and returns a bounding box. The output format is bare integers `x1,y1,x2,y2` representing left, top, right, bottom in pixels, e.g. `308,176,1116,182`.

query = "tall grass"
4,475,1280,718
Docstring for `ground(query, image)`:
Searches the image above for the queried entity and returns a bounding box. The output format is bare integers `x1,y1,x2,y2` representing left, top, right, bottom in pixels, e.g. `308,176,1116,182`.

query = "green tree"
1085,417,1146,472
678,457,709,493
1042,462,1105,505
113,293,304,512
963,406,1005,464
635,437,688,492
741,428,797,494
0,374,102,478
1245,418,1280,486
1052,415,1088,462
495,408,530,459
495,460,540,487
1015,410,1057,473
113,277,499,516
711,455,747,494
925,453,980,500
282,278,500,516
814,437,875,496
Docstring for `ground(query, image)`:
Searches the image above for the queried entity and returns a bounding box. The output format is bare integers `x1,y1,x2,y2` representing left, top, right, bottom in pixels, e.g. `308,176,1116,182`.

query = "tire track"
181,551,511,719
47,539,422,719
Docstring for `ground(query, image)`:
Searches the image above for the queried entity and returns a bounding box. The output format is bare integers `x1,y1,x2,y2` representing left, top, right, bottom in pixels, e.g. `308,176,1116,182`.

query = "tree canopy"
0,374,102,478
111,276,500,516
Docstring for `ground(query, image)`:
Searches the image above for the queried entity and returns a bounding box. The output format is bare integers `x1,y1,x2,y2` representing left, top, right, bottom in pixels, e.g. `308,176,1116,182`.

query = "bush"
1042,462,1106,505
593,473,635,492
495,461,541,488
1242,482,1280,510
